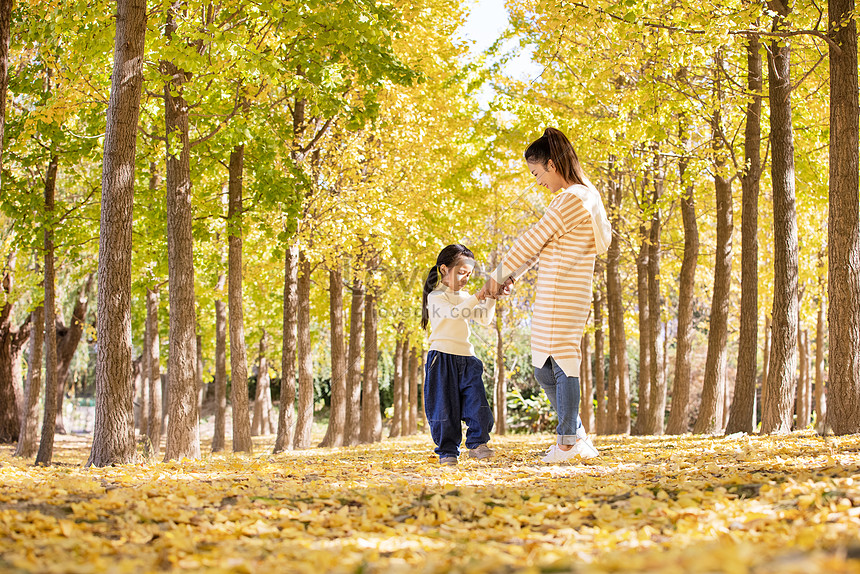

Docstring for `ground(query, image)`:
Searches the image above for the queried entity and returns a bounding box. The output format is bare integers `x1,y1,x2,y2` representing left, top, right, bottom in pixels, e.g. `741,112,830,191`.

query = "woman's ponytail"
526,128,586,187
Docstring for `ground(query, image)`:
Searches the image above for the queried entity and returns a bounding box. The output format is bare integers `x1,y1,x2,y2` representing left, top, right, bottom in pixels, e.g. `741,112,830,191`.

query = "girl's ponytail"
421,265,440,330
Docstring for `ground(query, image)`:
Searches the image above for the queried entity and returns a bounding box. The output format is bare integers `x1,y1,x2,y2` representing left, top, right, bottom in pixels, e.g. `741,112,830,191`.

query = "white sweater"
426,286,496,357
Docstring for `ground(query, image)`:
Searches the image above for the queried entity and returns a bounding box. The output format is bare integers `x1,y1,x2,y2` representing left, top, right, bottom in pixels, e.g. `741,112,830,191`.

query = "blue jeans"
534,357,583,445
424,350,494,459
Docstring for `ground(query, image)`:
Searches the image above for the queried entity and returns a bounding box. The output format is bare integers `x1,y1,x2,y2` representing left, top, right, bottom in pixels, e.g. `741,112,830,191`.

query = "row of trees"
0,0,857,467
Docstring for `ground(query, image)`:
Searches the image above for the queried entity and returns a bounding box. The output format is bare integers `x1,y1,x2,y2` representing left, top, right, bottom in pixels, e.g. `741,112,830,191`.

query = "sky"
457,0,542,89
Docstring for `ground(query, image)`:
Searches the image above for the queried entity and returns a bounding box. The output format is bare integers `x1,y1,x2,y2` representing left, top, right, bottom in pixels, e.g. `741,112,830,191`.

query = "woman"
479,127,612,463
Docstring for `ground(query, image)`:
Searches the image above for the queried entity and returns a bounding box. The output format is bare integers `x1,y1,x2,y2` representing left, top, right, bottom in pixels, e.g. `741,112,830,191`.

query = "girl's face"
528,159,567,192
440,258,474,291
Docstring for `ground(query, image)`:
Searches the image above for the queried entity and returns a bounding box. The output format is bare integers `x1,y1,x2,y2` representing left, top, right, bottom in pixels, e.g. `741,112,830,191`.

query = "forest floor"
1,427,860,573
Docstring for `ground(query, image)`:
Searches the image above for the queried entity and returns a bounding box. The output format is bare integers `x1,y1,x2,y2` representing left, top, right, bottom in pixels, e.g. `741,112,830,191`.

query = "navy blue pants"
424,350,494,459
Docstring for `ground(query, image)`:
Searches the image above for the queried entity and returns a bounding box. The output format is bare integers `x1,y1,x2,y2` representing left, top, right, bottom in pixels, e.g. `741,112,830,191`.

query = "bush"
506,387,554,433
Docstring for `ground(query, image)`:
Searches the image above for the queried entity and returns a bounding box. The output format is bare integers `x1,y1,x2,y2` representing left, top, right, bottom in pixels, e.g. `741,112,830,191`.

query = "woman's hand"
478,277,500,300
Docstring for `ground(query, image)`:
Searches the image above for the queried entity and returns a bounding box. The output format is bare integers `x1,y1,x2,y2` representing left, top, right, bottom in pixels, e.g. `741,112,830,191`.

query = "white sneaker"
541,438,599,463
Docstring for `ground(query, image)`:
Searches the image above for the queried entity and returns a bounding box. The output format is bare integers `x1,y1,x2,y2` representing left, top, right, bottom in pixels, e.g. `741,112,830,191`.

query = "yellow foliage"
1,431,860,573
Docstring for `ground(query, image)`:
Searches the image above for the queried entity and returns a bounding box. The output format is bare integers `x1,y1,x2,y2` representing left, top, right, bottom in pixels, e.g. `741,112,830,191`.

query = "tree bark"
634,217,650,435
593,272,607,435
726,35,762,436
343,275,364,446
646,168,664,435
0,0,12,174
693,63,733,436
494,305,507,435
761,17,799,435
251,330,273,435
408,345,419,435
146,288,162,456
211,291,227,452
814,288,827,434
360,290,382,443
760,315,771,421
320,268,346,447
162,14,200,460
389,337,403,438
274,244,298,453
666,158,699,434
827,0,860,435
606,163,629,433
15,306,43,458
795,329,810,429
54,275,93,434
0,254,28,443
36,157,60,465
693,174,732,435
227,145,251,454
294,251,314,449
580,332,593,433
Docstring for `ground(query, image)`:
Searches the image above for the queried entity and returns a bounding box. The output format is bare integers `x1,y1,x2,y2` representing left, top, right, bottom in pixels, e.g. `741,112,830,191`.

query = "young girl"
421,244,496,466
480,127,612,463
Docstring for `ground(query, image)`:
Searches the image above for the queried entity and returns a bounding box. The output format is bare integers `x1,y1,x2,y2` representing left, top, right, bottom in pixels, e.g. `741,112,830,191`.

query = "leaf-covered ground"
2,431,860,573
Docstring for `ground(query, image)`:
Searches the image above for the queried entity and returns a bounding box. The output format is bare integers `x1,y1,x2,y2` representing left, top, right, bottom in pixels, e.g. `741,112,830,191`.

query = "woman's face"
528,159,567,192
440,258,474,291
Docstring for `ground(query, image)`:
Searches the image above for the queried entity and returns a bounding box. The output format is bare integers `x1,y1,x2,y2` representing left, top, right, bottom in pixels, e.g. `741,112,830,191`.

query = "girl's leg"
423,351,462,458
460,356,493,449
549,357,583,445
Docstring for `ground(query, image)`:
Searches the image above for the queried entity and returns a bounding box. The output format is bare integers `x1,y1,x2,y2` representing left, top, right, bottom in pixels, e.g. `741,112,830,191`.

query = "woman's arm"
489,205,566,284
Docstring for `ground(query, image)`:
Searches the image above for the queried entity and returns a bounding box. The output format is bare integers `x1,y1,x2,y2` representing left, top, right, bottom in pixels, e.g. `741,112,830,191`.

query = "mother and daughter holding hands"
421,127,613,466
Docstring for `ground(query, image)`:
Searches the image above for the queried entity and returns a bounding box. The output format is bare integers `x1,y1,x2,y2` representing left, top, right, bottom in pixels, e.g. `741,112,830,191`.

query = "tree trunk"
666,159,699,434
320,268,346,447
360,290,382,443
274,244,298,453
0,0,12,174
761,18,799,435
0,256,27,444
580,332,593,433
162,18,200,460
634,217,650,435
196,333,204,412
827,0,860,435
343,275,364,446
15,306,43,458
593,272,607,435
294,251,314,449
494,305,507,435
211,292,227,452
408,345,419,435
389,337,403,438
252,330,273,435
693,175,732,435
760,315,771,422
36,157,60,465
795,329,810,429
227,145,251,454
606,163,629,433
146,288,162,456
139,306,149,438
55,275,93,434
814,284,827,434
646,168,664,435
693,64,733,436
726,35,762,436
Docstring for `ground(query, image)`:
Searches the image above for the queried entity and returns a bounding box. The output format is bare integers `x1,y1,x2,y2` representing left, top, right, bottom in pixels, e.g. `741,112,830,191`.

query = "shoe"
468,444,495,460
541,438,599,463
439,456,458,466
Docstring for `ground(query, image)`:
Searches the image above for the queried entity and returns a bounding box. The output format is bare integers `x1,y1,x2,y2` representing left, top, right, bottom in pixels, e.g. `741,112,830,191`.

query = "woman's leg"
549,357,583,446
460,356,493,449
535,357,583,445
423,351,462,458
